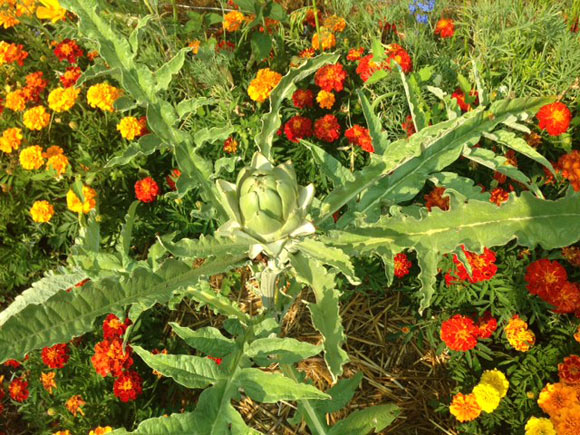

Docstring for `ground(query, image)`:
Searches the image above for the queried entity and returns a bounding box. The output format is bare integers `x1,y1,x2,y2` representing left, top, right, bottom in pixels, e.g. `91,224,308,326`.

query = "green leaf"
357,90,389,155
128,14,153,55
364,69,388,85
118,201,139,262
105,135,166,168
181,281,250,322
296,238,360,285
170,323,236,357
154,47,191,93
255,53,340,159
301,140,355,186
158,234,250,260
75,62,115,87
429,172,490,201
251,32,272,60
133,345,221,388
399,68,427,132
111,412,198,434
327,404,400,435
246,337,322,366
176,97,217,119
237,368,330,402
194,126,235,149
113,95,137,112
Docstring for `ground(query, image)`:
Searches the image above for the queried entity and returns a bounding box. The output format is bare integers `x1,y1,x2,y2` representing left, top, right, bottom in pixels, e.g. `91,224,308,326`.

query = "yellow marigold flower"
41,371,57,394
0,12,19,29
479,369,509,398
472,383,501,413
36,0,66,23
0,127,23,153
312,27,336,51
19,145,45,170
449,392,481,422
23,106,51,131
323,15,346,33
46,153,69,176
47,87,80,112
537,382,578,419
5,89,27,112
188,39,200,55
89,427,113,435
505,315,535,352
525,417,556,435
65,394,85,417
316,90,335,109
16,0,37,17
87,82,123,112
30,200,55,223
43,145,64,159
223,10,244,32
67,186,97,214
53,431,70,435
247,68,282,103
117,116,142,140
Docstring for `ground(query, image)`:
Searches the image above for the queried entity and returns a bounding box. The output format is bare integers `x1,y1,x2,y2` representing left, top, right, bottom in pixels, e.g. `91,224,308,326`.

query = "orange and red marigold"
440,314,479,352
91,337,134,377
559,355,580,385
505,315,535,352
452,88,479,112
113,370,143,402
292,89,314,109
284,116,313,143
449,392,481,422
166,169,182,191
557,150,580,192
41,343,70,369
314,114,341,143
537,102,572,136
489,188,509,206
65,394,85,417
53,39,84,64
356,43,412,82
60,66,82,88
345,125,374,153
314,63,348,92
135,177,160,203
9,377,29,402
394,253,412,278
424,186,449,211
524,259,567,301
103,314,131,340
435,18,455,38
445,246,497,285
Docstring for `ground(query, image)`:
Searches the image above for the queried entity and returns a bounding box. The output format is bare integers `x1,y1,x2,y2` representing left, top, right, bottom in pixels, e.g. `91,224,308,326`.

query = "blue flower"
416,14,429,24
409,4,417,13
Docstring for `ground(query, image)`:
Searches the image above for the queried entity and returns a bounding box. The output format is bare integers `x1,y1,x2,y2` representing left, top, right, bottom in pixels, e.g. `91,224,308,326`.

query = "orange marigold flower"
166,168,181,191
316,90,335,109
46,153,69,176
248,68,282,103
0,12,19,29
42,343,69,369
36,0,67,23
117,116,143,141
47,87,79,112
314,114,341,143
557,150,580,192
87,83,123,112
505,315,535,352
0,41,28,66
5,89,28,112
346,47,365,62
445,246,498,285
103,314,131,340
559,355,580,385
53,39,84,64
54,431,71,435
284,116,313,143
43,145,64,159
188,39,200,55
524,259,567,301
41,372,57,394
323,15,346,33
449,392,481,422
20,145,45,170
65,394,85,417
299,48,316,58
223,10,244,32
312,27,336,51
60,66,82,87
435,18,455,38
89,427,113,435
452,88,479,112
356,44,413,82
475,312,498,339
537,102,572,136
23,106,51,130
345,124,374,153
424,186,449,211
135,177,160,203
394,253,412,278
575,326,580,343
550,281,580,314
440,315,479,352
30,200,55,223
556,405,580,435
113,370,143,402
9,377,29,402
292,89,314,109
67,186,97,214
0,127,23,153
221,136,237,154
25,71,48,96
490,187,509,206
538,382,578,419
314,63,348,92
562,246,580,267
91,338,133,377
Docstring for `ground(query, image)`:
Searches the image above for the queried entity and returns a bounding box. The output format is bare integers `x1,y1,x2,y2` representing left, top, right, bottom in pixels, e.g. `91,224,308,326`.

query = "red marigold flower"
292,89,314,109
303,9,321,28
41,343,70,369
424,186,449,211
356,44,412,82
559,355,580,384
475,312,498,339
557,150,580,191
402,115,416,137
103,314,131,339
489,188,509,206
166,169,181,191
551,281,580,314
60,66,82,88
435,18,455,38
314,63,348,92
524,259,567,301
113,370,143,402
216,40,235,52
53,39,84,64
284,116,313,143
537,102,572,136
446,246,498,285
394,253,412,278
207,356,223,365
4,359,22,368
91,338,133,377
299,48,316,59
314,114,341,143
345,124,374,153
135,177,160,203
440,314,479,352
24,72,48,103
9,377,29,402
452,88,479,112
346,47,365,62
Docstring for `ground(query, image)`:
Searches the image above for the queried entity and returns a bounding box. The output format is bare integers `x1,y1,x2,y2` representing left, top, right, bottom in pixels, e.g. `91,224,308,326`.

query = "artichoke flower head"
216,153,315,258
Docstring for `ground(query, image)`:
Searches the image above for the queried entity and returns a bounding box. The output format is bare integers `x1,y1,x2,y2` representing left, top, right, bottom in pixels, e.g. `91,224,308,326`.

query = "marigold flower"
480,369,509,398
166,169,181,191
283,116,312,143
505,315,535,352
9,377,28,402
314,114,341,143
394,253,412,278
475,312,498,339
323,15,346,33
556,404,580,435
490,187,509,206
117,116,143,141
551,281,580,313
89,427,113,435
346,47,365,61
31,200,55,223
223,10,244,32
47,87,79,112
435,18,455,38
46,153,69,176
524,259,567,301
537,102,572,136
20,145,45,170
299,48,316,59
559,355,580,385
41,372,57,394
4,359,22,368
60,66,82,87
449,392,481,422
41,343,70,369
303,9,321,28
356,44,412,82
292,89,314,109
524,417,556,435
87,83,123,112
53,38,84,64
188,40,200,55
36,0,66,23
0,127,23,153
345,124,374,153
103,314,131,339
562,246,580,267
113,370,143,402
23,106,51,130
557,150,580,192
5,89,28,112
440,314,479,352
575,325,580,343
452,88,479,112
91,338,133,377
316,90,335,109
312,27,336,51
67,186,97,214
65,394,85,417
538,382,578,418
445,246,497,285
472,383,501,413
248,68,282,103
25,71,48,99
0,41,28,66
0,12,19,29
315,63,348,92
402,115,416,137
135,177,160,203
54,431,71,435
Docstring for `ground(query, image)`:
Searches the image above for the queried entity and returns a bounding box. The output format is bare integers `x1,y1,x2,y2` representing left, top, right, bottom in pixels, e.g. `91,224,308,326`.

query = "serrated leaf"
429,172,490,201
400,68,427,132
357,90,389,155
194,126,235,148
301,140,354,185
246,337,322,366
177,97,217,119
75,62,116,87
129,14,154,55
181,281,250,322
118,201,139,262
158,234,250,260
327,404,400,435
296,238,360,285
111,412,198,434
170,323,236,357
155,47,191,93
106,135,165,168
